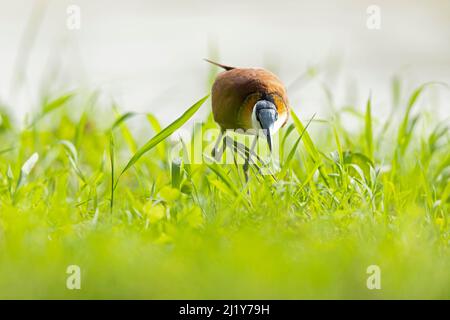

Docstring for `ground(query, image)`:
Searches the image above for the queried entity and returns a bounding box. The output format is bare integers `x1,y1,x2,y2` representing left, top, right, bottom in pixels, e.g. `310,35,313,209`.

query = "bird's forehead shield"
255,100,278,151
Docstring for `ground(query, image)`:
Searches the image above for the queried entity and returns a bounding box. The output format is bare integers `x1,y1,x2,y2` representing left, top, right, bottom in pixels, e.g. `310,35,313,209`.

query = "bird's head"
251,100,278,152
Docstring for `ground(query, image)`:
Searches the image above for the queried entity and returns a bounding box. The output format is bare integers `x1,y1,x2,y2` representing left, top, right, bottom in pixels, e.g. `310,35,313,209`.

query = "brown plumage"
207,59,290,132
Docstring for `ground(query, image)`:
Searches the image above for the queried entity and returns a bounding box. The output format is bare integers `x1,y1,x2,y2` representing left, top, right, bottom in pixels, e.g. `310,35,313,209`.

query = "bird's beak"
256,102,277,152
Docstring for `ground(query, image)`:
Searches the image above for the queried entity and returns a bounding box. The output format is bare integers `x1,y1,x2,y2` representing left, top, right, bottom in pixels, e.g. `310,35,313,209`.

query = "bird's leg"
243,135,259,183
211,129,225,161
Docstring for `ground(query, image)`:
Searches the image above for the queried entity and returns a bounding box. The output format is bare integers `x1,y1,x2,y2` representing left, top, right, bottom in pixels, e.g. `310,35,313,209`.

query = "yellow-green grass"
0,80,448,299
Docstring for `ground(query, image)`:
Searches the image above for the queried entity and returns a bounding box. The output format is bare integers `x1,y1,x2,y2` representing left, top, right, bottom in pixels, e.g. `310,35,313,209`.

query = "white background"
0,0,449,126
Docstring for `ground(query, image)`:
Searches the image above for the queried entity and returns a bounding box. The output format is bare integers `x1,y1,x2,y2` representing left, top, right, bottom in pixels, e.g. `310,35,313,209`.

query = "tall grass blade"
109,133,115,214
110,112,137,131
29,93,75,128
279,115,315,177
290,110,329,185
118,95,209,179
60,140,87,183
207,162,251,209
365,94,373,161
396,82,446,158
16,152,39,189
0,147,15,155
146,113,165,157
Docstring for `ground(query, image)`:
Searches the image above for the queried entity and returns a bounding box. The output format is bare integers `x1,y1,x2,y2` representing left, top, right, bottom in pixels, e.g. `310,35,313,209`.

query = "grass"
0,75,449,299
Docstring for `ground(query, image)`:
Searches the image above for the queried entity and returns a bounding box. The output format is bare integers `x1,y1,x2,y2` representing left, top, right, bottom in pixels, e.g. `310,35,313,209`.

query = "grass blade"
279,114,315,177
110,133,115,214
110,112,137,131
146,113,165,157
0,147,15,155
60,140,87,183
397,82,448,153
290,109,329,185
28,92,75,128
290,110,319,162
118,94,209,178
16,152,39,190
365,94,373,161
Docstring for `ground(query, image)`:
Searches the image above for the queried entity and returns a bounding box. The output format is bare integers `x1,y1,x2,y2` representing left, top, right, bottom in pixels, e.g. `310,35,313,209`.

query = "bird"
207,59,290,151
206,59,290,179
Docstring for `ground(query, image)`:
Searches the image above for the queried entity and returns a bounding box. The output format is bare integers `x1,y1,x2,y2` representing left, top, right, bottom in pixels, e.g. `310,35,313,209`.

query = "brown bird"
207,59,290,152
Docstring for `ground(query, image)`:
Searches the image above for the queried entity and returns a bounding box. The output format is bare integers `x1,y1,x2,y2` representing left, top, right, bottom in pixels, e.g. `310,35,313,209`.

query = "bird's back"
211,67,289,130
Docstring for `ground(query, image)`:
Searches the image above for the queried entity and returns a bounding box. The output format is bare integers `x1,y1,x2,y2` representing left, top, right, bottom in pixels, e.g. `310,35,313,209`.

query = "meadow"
0,70,449,299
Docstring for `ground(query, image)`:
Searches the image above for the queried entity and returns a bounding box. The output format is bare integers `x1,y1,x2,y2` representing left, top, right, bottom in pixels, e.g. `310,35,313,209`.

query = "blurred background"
0,0,449,126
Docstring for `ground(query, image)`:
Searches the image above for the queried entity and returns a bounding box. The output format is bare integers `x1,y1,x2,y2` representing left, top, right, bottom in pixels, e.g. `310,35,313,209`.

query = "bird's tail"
204,58,235,71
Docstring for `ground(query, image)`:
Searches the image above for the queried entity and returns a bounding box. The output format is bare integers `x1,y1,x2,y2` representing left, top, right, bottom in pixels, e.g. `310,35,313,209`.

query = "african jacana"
207,59,290,152
206,59,290,180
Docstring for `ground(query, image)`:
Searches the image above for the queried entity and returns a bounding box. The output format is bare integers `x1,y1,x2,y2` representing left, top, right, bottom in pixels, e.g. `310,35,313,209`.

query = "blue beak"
255,100,278,152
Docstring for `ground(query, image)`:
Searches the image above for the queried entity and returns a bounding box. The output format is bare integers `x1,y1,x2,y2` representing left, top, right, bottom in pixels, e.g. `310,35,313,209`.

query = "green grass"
0,78,449,299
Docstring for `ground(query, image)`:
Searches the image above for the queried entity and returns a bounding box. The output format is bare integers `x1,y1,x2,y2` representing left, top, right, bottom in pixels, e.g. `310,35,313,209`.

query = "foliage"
0,82,449,299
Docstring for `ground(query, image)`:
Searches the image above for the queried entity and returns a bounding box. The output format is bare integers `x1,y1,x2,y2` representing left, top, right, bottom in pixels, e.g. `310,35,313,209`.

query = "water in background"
0,0,449,128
